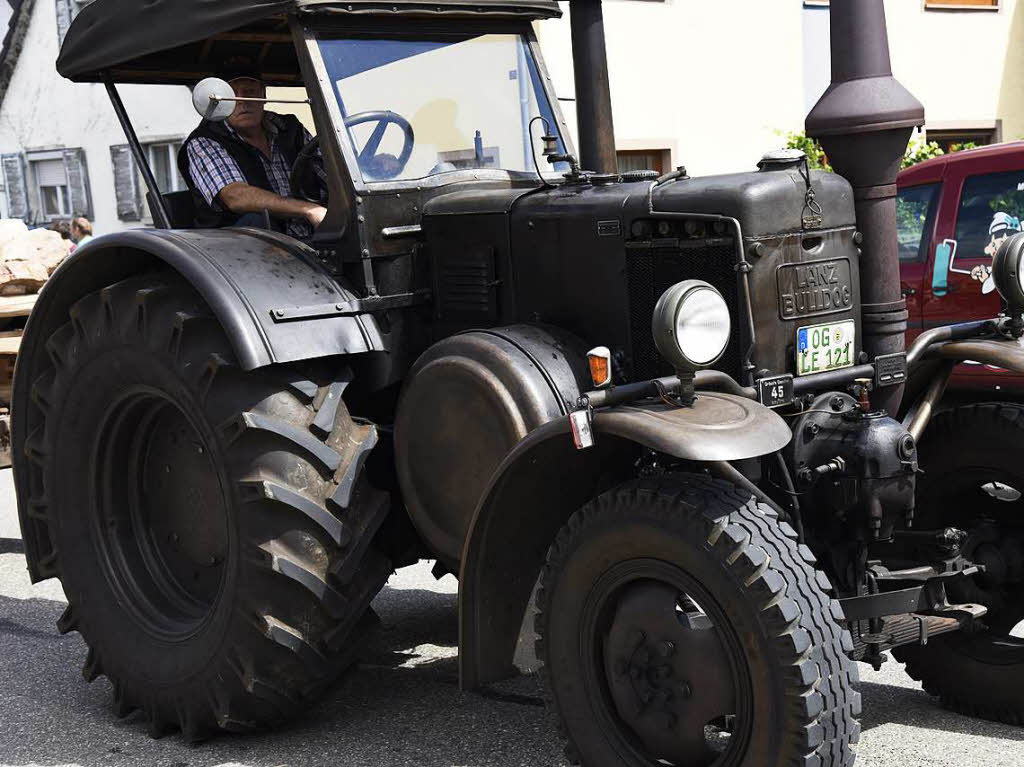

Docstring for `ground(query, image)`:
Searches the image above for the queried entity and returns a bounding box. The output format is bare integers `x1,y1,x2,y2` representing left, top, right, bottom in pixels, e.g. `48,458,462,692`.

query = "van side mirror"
191,77,236,122
932,240,954,297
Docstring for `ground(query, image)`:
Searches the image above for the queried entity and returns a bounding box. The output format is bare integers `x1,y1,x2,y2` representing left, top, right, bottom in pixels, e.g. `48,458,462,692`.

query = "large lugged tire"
536,475,860,767
894,403,1024,726
26,270,392,739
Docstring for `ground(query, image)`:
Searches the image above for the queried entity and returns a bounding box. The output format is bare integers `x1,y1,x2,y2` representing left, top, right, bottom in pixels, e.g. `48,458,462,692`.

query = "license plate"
796,320,855,376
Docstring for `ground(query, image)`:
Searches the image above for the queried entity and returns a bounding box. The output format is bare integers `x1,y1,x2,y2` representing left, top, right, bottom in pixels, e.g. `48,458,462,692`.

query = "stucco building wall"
543,0,1023,177
0,0,195,233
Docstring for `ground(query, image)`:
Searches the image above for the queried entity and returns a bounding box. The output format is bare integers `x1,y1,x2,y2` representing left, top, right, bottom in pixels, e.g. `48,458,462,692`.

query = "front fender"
12,227,384,582
457,394,791,690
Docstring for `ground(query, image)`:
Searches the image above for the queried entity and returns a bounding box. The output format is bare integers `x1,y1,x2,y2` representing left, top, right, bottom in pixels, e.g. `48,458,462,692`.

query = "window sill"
924,3,1000,10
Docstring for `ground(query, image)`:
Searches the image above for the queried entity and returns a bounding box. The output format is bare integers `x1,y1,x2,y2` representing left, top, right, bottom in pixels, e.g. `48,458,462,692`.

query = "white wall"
804,0,1019,140
540,0,1022,178
0,0,197,234
539,0,809,177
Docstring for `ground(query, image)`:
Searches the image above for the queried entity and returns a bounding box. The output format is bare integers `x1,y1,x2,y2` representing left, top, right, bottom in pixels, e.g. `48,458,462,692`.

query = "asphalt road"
1,468,1023,767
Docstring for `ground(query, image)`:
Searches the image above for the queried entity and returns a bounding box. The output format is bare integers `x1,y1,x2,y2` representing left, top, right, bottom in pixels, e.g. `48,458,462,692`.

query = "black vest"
177,113,307,229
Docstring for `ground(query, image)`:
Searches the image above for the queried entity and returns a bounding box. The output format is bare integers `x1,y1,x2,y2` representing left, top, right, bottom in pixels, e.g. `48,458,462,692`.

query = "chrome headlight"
993,231,1024,313
652,280,731,372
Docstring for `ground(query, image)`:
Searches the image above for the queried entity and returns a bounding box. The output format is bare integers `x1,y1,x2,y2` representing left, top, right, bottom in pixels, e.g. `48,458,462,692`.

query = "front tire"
29,271,392,739
536,475,860,767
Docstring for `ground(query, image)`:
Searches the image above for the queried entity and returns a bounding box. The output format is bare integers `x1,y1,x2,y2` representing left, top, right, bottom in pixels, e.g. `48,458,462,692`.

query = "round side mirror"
191,77,236,122
992,231,1024,314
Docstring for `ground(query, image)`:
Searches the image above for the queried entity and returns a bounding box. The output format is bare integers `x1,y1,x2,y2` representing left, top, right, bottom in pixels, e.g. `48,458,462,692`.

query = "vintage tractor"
13,0,1024,764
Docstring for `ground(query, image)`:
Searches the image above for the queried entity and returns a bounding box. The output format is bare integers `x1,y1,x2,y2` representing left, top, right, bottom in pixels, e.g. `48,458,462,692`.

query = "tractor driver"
179,60,327,238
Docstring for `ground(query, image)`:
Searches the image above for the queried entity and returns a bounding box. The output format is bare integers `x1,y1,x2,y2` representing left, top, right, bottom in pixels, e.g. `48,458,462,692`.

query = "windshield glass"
317,33,566,182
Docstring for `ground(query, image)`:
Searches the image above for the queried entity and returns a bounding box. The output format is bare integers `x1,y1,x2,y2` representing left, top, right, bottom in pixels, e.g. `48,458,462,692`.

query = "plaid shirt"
185,113,322,238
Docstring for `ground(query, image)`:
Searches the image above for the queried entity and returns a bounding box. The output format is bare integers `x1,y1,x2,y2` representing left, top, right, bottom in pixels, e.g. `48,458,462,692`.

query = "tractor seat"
147,190,196,229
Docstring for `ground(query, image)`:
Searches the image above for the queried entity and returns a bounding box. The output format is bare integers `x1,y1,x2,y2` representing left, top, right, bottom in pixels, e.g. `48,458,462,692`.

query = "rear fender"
13,228,385,582
457,395,791,689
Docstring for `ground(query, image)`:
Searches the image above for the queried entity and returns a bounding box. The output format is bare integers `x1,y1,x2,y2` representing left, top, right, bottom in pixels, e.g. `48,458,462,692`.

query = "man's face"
226,78,266,132
986,230,1011,259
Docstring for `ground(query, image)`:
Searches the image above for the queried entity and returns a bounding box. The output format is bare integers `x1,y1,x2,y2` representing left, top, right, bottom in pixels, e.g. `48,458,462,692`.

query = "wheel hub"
605,581,737,766
92,389,229,640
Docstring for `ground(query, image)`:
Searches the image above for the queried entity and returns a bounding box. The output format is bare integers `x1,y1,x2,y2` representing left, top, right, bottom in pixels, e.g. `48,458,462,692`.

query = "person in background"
71,217,94,248
48,219,76,252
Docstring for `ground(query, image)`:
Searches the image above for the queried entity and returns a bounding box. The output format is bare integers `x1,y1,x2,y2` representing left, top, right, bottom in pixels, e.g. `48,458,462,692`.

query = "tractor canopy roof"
56,0,562,85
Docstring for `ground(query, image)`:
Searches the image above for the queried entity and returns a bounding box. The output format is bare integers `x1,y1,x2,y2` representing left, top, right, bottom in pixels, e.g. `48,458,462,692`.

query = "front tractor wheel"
536,476,861,767
28,271,392,739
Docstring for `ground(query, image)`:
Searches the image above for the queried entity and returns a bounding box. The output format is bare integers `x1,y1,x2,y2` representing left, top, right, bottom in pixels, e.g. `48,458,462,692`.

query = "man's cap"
990,211,1022,236
215,55,264,84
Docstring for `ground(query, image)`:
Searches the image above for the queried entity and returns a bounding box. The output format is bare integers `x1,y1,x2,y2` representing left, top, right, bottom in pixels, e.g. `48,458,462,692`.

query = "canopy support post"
104,78,172,229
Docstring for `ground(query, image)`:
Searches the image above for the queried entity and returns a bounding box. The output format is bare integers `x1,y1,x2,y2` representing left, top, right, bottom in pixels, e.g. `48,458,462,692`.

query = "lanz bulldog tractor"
14,1,1024,765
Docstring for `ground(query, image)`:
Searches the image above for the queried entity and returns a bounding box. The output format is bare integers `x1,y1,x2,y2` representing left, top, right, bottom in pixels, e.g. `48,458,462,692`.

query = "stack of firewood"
0,219,71,466
0,219,71,294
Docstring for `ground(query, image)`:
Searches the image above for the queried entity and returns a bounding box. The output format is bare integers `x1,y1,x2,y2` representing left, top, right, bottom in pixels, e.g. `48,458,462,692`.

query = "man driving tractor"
178,58,327,236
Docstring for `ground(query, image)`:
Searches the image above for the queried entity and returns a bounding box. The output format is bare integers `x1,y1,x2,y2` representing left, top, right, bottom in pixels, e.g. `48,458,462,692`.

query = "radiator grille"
626,242,743,381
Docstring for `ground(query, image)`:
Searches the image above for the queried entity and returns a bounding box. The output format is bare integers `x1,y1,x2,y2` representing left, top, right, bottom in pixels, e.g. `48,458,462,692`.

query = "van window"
954,170,1024,262
897,183,940,263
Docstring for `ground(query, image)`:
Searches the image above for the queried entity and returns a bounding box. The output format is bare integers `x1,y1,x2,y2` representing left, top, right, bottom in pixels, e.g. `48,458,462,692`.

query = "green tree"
902,136,944,169
783,131,830,171
781,131,979,172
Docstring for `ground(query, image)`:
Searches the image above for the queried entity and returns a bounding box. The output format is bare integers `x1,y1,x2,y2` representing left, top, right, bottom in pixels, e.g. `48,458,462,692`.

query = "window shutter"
55,0,73,45
62,147,92,219
109,144,141,221
1,154,28,220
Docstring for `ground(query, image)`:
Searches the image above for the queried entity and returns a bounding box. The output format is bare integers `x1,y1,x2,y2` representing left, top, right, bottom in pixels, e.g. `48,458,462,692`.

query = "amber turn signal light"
587,346,612,389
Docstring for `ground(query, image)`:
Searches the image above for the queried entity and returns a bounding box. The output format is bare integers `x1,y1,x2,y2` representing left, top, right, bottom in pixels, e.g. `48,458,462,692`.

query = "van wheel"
535,475,861,767
895,403,1024,726
30,271,392,739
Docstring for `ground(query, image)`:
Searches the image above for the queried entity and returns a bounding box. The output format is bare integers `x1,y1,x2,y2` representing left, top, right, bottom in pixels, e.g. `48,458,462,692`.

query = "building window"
140,141,185,222
146,142,185,195
926,122,1001,153
617,149,670,175
925,0,999,9
806,1,999,8
33,157,71,219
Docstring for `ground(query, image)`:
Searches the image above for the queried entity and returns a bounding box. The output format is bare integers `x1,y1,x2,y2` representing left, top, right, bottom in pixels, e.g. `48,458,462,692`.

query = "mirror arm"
209,96,312,105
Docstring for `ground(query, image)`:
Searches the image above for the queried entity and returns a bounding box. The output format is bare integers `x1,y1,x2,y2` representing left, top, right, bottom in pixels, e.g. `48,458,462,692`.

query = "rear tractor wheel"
895,403,1024,726
536,476,861,767
28,271,392,739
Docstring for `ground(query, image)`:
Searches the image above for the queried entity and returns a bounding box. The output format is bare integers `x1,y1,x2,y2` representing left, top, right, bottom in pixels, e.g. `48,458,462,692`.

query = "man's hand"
303,204,327,228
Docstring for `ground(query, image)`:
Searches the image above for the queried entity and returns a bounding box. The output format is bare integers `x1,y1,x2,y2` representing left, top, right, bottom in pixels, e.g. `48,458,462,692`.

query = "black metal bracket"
270,289,431,322
840,585,936,621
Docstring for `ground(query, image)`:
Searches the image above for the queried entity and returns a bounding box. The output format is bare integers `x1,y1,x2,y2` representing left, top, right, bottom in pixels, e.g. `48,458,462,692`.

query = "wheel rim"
582,559,752,767
90,388,230,641
922,468,1024,661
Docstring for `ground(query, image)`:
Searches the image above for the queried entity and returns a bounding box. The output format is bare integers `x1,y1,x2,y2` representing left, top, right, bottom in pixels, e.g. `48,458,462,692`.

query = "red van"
898,142,1024,395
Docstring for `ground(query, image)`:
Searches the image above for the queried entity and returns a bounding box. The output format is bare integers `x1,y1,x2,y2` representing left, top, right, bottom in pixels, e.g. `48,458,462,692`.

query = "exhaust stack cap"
805,0,923,139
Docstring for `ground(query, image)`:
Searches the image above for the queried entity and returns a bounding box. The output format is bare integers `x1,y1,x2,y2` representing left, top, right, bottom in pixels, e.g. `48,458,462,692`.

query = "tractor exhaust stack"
569,0,617,175
807,0,925,415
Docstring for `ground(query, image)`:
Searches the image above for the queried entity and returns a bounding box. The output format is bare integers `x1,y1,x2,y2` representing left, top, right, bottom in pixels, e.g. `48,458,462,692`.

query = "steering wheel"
289,136,324,202
344,110,415,180
288,111,415,199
